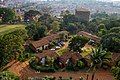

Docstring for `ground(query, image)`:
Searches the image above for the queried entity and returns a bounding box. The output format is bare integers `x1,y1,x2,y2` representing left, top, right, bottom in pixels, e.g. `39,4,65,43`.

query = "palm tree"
89,46,112,80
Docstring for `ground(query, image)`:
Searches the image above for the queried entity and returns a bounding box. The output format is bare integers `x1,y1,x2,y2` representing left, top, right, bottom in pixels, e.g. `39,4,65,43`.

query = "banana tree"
90,46,112,80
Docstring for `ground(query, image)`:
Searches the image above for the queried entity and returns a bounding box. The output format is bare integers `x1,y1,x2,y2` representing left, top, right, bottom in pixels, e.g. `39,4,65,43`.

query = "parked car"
55,46,61,50
51,48,56,51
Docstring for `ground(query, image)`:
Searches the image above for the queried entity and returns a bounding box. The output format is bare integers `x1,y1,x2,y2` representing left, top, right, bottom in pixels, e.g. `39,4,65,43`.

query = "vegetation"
81,47,93,57
25,22,47,40
38,13,54,30
0,71,19,80
0,29,27,67
0,24,26,35
51,21,60,32
0,8,15,23
29,57,56,72
56,48,68,56
0,7,120,80
24,10,40,22
69,36,89,52
111,61,120,80
90,46,112,70
101,33,120,52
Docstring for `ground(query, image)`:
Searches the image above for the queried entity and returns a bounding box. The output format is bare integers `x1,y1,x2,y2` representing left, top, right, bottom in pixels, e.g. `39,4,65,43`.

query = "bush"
57,48,68,56
69,36,89,52
29,58,56,72
17,52,35,62
0,71,19,80
77,60,85,69
111,66,120,80
101,33,120,52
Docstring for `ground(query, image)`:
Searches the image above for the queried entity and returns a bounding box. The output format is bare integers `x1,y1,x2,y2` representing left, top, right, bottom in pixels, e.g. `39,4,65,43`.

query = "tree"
84,21,98,34
105,19,120,30
33,26,46,40
13,29,28,40
59,31,68,41
0,8,15,23
61,14,77,28
68,36,89,52
111,61,120,80
90,46,112,70
60,10,70,17
66,23,78,34
25,22,38,38
51,21,60,32
38,13,53,30
24,10,40,22
0,71,19,80
25,22,47,40
98,23,107,37
91,12,109,19
90,46,112,80
101,33,120,52
0,29,26,67
109,27,120,34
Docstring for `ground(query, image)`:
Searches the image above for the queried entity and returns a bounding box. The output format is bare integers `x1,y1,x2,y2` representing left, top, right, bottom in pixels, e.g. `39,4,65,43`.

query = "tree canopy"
0,8,15,23
0,71,19,80
90,46,112,70
24,10,40,22
25,22,46,40
68,36,89,52
101,33,120,52
0,29,27,67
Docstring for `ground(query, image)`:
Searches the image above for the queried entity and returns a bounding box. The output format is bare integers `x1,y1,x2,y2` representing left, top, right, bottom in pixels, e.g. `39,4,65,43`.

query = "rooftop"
77,31,101,43
76,7,90,12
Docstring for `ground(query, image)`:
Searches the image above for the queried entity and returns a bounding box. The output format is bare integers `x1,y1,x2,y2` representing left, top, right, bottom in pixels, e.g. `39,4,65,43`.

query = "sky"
99,0,120,1
1,0,120,2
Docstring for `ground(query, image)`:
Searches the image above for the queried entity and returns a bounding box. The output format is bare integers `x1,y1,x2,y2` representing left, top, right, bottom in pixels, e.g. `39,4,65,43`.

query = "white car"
50,48,55,51
55,46,61,49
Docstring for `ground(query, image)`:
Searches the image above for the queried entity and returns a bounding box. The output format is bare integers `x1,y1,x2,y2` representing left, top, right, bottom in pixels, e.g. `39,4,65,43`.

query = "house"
30,34,59,52
58,51,83,67
75,7,90,22
30,31,69,53
77,31,101,43
36,50,59,60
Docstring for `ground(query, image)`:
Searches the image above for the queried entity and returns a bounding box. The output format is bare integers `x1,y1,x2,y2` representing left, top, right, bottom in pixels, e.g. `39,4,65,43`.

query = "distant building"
75,7,90,22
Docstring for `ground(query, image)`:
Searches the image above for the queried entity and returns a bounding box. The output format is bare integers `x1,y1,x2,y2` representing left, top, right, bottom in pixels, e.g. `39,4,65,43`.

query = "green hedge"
29,58,56,72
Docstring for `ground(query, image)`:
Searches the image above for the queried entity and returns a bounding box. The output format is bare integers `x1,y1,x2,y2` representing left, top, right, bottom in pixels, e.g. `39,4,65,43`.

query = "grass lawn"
56,48,68,56
0,24,26,35
81,47,95,57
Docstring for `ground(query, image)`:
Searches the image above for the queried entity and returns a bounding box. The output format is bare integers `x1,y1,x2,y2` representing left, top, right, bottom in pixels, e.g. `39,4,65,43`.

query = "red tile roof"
36,50,59,59
59,51,83,65
77,31,101,43
30,34,59,49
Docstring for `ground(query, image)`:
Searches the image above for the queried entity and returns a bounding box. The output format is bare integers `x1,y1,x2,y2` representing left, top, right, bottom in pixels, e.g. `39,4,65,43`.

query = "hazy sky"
1,0,120,2
100,0,120,1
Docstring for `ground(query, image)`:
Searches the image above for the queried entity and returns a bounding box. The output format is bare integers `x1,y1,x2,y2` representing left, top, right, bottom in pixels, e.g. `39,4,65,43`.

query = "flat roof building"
75,7,90,22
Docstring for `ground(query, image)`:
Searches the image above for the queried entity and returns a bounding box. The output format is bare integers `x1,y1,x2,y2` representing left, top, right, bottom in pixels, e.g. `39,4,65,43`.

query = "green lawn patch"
81,47,95,57
56,48,68,56
0,24,26,35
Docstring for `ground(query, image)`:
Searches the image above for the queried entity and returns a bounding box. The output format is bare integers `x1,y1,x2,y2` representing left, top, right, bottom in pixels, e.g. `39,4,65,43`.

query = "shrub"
29,57,56,72
101,33,120,52
0,71,19,80
77,60,85,69
17,52,35,62
69,36,89,52
57,48,68,56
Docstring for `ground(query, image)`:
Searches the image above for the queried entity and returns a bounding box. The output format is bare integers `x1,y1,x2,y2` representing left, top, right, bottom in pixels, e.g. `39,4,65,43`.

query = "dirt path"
8,61,114,80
